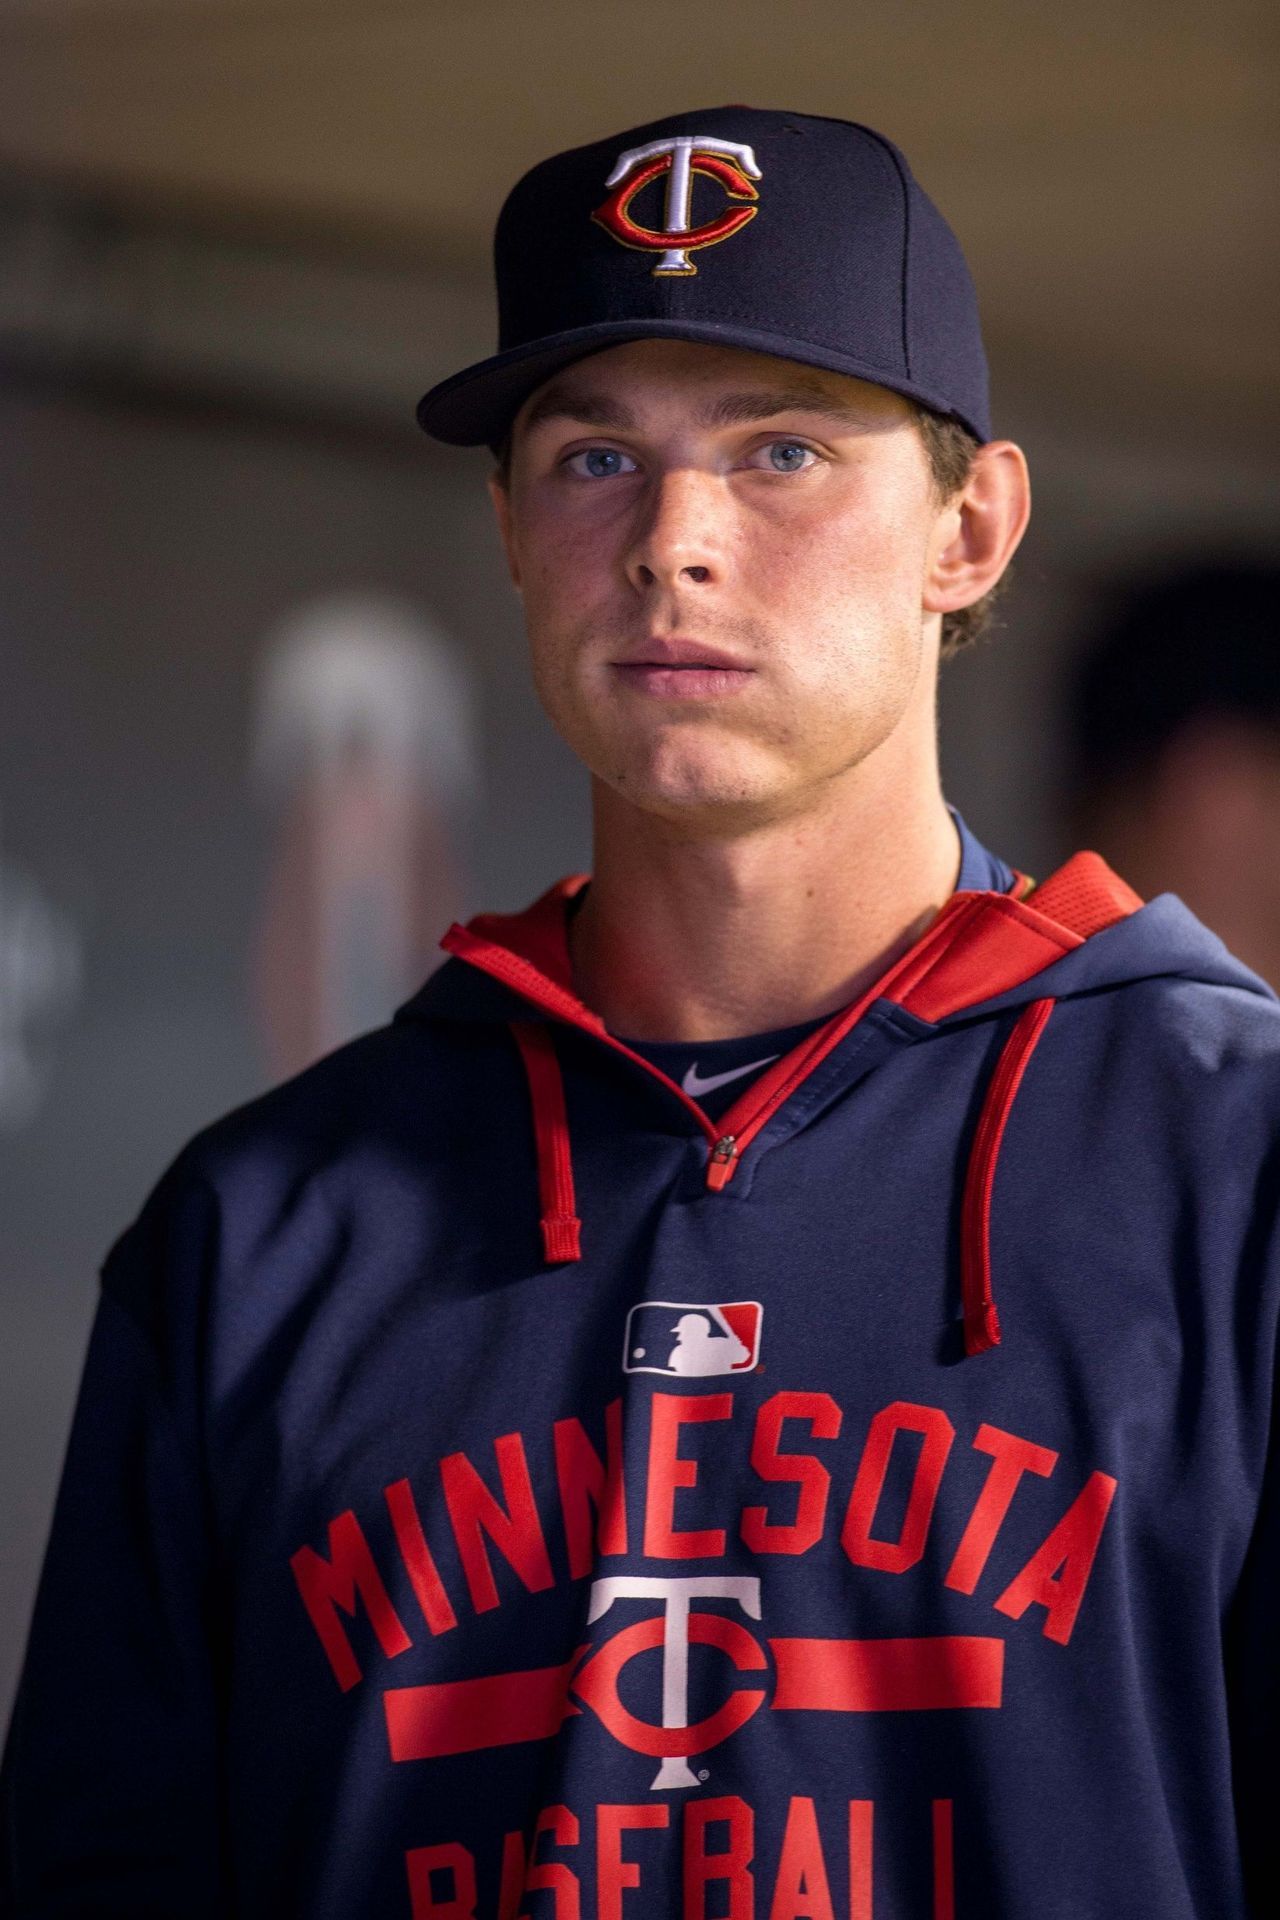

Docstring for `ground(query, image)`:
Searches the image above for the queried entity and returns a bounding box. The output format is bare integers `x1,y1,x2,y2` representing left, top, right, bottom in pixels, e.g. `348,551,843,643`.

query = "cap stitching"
850,128,913,379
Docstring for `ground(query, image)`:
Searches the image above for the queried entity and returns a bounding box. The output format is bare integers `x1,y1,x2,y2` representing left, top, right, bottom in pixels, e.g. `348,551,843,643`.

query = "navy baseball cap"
415,104,991,451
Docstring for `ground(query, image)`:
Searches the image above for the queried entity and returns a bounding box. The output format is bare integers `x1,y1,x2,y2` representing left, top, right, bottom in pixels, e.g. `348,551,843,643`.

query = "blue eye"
763,440,817,472
565,447,636,479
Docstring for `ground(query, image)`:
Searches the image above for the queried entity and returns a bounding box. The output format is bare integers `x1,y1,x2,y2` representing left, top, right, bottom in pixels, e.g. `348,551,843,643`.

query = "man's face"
489,338,957,833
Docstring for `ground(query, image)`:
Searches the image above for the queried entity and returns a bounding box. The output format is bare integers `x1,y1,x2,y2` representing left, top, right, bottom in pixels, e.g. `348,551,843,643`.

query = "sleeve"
1223,1168,1280,1920
0,1156,229,1917
1226,1392,1280,1916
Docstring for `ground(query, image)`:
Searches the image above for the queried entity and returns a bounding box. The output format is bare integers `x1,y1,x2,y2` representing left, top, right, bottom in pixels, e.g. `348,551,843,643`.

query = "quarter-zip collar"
394,815,1275,1356
430,848,1135,1186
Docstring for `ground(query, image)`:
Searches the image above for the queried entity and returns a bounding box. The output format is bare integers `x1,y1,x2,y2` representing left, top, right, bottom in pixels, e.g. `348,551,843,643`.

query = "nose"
623,467,724,595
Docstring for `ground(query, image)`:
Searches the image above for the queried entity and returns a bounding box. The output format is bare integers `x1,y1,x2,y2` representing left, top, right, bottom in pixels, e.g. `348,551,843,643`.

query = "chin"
601,746,788,829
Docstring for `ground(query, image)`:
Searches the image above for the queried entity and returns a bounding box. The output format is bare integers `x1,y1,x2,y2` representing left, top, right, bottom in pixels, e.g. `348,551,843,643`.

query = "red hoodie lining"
705,886,1082,1185
441,853,1130,1192
445,919,724,1148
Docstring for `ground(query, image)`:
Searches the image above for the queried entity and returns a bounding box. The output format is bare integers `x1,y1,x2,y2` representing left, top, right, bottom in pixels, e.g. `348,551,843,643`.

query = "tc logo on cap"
591,134,762,277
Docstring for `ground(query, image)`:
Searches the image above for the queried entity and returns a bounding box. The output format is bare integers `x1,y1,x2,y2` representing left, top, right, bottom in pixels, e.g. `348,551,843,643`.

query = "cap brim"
415,318,985,448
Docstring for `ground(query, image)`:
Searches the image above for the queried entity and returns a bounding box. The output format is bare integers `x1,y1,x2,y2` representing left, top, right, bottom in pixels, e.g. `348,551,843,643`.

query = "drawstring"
511,999,1059,1359
959,997,1056,1356
443,854,1139,1350
509,1020,582,1263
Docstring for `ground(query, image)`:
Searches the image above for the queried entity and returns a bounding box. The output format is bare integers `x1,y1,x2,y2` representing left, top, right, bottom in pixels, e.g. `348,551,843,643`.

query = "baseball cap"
415,104,991,451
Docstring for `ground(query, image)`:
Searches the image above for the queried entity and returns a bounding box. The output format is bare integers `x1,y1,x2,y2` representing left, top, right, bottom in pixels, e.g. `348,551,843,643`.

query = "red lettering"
841,1402,955,1574
741,1392,841,1556
644,1394,733,1559
499,1805,580,1920
440,1432,555,1613
767,1795,835,1920
385,1478,459,1636
527,1805,581,1918
848,1802,873,1920
683,1795,754,1919
419,1794,961,1920
497,1831,526,1920
554,1396,629,1576
597,1804,669,1919
944,1423,1058,1595
994,1469,1117,1643
289,1509,411,1692
406,1840,476,1919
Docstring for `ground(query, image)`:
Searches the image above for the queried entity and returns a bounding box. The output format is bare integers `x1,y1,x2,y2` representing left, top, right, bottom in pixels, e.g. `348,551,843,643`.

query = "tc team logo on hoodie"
623,1300,763,1377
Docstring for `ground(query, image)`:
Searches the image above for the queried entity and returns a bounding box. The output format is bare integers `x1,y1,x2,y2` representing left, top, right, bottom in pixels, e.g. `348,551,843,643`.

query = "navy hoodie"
3,814,1279,1919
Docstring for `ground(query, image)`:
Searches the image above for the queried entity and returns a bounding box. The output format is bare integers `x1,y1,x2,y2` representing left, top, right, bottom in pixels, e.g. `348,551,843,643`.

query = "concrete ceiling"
1,0,1275,453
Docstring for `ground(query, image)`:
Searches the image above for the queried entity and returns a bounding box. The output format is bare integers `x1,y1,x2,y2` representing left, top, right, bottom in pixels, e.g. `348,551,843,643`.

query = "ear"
486,468,522,593
922,440,1031,617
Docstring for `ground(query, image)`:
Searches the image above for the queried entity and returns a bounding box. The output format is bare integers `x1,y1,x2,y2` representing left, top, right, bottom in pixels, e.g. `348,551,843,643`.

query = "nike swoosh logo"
682,1053,780,1098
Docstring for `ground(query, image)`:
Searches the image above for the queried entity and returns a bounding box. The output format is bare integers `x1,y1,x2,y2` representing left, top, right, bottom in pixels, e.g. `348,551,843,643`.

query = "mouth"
609,646,756,702
614,637,744,668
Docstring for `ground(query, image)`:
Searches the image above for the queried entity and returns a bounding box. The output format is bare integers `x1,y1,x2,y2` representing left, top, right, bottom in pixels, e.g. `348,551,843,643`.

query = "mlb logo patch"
623,1300,763,1377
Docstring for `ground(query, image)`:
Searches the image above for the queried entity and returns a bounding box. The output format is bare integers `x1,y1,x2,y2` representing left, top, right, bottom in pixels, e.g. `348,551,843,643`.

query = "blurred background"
1,0,1277,1720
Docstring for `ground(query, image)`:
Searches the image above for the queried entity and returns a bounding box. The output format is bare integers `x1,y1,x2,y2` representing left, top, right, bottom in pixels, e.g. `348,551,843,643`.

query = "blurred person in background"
1065,558,1280,987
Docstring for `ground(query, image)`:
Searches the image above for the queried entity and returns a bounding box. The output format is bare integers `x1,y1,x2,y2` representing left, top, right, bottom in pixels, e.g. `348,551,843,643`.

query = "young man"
2,105,1276,1919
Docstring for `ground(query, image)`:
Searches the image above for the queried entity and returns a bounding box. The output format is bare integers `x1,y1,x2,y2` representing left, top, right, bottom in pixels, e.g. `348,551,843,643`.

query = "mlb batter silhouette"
665,1309,751,1374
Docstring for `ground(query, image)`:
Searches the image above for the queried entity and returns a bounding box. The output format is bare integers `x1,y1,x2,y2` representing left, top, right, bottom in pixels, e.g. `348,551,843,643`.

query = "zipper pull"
706,1134,739,1191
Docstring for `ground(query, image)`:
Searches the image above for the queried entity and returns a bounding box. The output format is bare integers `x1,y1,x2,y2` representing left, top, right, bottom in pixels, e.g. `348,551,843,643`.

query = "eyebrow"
518,382,879,437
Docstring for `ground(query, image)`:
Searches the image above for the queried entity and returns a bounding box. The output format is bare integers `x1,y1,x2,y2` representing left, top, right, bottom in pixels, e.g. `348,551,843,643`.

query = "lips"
609,638,755,702
616,667,751,688
613,637,753,671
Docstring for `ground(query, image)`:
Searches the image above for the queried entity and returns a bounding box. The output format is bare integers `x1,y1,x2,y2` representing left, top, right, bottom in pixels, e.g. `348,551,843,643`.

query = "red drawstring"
511,999,1057,1358
959,997,1056,1356
509,1021,582,1263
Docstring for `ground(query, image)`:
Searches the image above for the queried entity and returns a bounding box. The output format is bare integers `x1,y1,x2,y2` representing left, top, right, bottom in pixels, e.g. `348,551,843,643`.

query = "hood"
394,848,1275,1358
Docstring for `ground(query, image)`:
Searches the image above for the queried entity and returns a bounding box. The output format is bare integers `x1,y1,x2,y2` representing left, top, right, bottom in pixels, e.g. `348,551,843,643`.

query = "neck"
568,724,960,1043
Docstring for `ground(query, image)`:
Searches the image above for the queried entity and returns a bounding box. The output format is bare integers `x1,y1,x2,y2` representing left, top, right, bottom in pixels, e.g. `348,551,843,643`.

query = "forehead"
510,338,911,441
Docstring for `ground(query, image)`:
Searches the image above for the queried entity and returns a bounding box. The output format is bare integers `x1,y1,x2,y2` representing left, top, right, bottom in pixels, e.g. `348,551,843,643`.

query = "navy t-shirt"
613,806,1016,1119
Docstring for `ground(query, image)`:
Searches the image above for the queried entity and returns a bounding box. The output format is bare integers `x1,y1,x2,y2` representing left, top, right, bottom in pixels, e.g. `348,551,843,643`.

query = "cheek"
751,538,931,771
757,485,927,597
517,517,614,639
766,511,928,670
514,532,616,737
